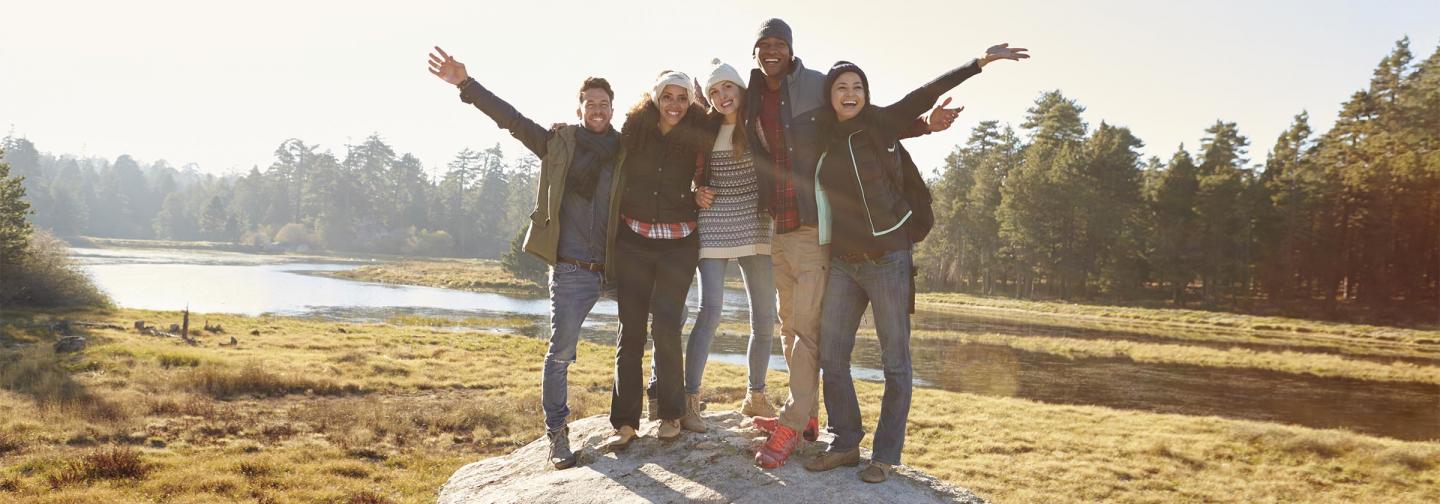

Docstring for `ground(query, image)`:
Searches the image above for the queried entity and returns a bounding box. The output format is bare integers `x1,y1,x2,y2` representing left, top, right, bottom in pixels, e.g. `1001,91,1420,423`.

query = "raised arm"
883,43,1029,134
428,46,551,157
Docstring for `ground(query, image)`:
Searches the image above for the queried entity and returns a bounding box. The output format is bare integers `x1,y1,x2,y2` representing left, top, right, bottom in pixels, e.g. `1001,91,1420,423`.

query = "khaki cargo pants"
771,225,828,431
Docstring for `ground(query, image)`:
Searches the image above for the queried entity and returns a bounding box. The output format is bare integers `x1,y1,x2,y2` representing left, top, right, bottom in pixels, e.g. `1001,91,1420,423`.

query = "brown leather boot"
657,419,682,440
859,461,893,483
679,393,707,433
804,446,860,472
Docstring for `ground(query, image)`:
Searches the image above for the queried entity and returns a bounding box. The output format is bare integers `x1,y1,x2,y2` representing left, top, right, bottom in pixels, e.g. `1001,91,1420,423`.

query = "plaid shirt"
758,85,799,234
623,216,696,239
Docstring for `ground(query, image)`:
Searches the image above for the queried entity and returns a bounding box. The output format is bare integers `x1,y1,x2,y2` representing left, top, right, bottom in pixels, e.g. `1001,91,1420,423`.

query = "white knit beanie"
704,58,745,96
651,70,693,108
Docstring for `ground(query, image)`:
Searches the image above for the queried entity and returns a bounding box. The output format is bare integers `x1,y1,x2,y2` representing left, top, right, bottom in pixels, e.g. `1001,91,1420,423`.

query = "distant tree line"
915,37,1438,323
1,134,539,259
4,37,1436,323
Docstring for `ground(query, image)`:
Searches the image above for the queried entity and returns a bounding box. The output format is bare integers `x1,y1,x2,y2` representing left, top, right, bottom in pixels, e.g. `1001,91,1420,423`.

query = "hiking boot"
752,416,816,440
859,461,892,483
740,390,777,418
804,446,860,472
657,419,682,440
754,424,800,469
605,425,637,452
547,426,576,470
680,393,707,433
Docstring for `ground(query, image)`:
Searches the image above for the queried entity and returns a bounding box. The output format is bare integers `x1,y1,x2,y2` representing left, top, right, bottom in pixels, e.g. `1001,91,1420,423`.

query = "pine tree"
500,224,546,286
1150,146,1200,304
1193,120,1250,301
1,150,34,271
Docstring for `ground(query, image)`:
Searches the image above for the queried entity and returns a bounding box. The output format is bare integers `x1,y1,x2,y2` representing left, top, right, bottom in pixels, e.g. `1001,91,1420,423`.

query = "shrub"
0,345,127,422
182,362,355,399
47,446,150,489
272,222,318,249
240,225,275,247
157,352,203,369
0,228,110,308
402,227,456,257
345,491,395,504
0,429,22,455
499,224,546,286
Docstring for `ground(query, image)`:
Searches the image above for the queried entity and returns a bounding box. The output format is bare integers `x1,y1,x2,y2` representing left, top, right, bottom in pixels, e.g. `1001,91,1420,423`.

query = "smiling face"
656,84,690,132
753,37,792,78
707,81,742,118
576,88,613,133
830,72,866,122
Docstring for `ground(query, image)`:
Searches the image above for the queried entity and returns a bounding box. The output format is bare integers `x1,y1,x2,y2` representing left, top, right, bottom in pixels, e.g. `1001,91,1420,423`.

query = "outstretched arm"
428,46,551,157
884,43,1029,134
900,97,965,139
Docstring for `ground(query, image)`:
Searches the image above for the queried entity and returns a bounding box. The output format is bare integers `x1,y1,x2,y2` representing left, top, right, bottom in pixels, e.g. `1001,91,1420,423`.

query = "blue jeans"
818,249,913,465
683,255,777,394
542,261,603,432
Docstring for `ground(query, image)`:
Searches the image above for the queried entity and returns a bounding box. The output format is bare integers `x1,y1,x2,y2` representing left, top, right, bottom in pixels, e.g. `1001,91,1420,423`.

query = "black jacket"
817,59,984,248
618,100,709,224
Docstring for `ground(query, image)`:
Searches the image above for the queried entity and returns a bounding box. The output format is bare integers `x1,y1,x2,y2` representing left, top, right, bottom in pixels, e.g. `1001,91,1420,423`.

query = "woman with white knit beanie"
672,58,779,434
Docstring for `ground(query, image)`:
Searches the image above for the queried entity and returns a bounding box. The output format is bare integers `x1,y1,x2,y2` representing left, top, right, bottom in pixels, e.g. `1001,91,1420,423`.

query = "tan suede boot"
740,390,778,418
859,461,893,483
679,393,707,433
605,425,637,452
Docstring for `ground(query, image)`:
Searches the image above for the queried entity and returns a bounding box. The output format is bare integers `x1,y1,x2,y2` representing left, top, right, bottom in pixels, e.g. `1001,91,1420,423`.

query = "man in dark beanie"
428,46,623,471
756,18,793,53
745,18,961,471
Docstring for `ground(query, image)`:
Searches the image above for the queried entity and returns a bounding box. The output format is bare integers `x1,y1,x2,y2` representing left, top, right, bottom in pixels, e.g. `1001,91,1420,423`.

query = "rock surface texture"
438,411,985,504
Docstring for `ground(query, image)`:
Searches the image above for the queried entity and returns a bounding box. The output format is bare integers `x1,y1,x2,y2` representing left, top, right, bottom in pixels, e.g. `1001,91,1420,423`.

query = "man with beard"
429,46,623,470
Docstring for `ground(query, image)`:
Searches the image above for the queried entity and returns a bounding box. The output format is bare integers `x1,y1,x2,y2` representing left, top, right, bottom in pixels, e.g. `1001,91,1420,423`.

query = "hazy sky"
2,0,1438,177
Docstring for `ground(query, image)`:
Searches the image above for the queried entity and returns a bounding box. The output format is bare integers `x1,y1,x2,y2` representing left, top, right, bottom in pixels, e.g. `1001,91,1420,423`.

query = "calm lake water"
72,247,1440,441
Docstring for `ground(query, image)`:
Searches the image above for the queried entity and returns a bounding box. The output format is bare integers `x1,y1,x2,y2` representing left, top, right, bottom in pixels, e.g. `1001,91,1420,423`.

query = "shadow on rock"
439,411,985,504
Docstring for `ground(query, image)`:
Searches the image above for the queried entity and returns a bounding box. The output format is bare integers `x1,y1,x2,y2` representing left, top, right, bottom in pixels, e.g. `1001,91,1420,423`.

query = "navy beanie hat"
755,18,794,50
825,61,870,98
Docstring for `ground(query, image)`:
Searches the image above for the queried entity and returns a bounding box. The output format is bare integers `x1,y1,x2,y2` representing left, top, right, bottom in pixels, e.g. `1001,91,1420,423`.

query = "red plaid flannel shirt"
758,85,799,234
623,218,695,239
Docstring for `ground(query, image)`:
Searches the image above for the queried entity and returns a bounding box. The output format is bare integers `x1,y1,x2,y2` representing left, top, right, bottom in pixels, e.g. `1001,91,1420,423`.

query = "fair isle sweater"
699,124,772,259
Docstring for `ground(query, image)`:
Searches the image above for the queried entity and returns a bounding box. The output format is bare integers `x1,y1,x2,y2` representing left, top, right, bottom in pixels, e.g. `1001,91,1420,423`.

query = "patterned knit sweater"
699,124,773,259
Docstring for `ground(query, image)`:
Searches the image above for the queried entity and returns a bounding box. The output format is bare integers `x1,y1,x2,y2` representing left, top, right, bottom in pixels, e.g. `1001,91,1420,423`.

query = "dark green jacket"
522,125,627,285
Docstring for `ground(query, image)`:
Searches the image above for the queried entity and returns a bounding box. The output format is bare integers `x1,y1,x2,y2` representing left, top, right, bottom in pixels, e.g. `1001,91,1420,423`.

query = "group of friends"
427,18,1027,484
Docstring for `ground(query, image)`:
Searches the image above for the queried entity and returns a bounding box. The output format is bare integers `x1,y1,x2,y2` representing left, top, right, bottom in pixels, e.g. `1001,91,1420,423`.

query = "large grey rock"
438,411,985,504
53,336,86,353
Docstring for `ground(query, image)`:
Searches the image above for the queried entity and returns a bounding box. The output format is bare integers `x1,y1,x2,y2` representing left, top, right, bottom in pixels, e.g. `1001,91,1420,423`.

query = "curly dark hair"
620,95,711,153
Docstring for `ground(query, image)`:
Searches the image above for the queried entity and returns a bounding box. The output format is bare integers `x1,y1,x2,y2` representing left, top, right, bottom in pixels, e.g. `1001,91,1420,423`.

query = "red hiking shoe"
753,416,818,441
754,424,800,469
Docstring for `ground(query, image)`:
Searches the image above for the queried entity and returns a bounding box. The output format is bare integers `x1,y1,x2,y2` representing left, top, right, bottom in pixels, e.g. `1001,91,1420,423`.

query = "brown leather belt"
837,250,887,263
558,257,604,272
